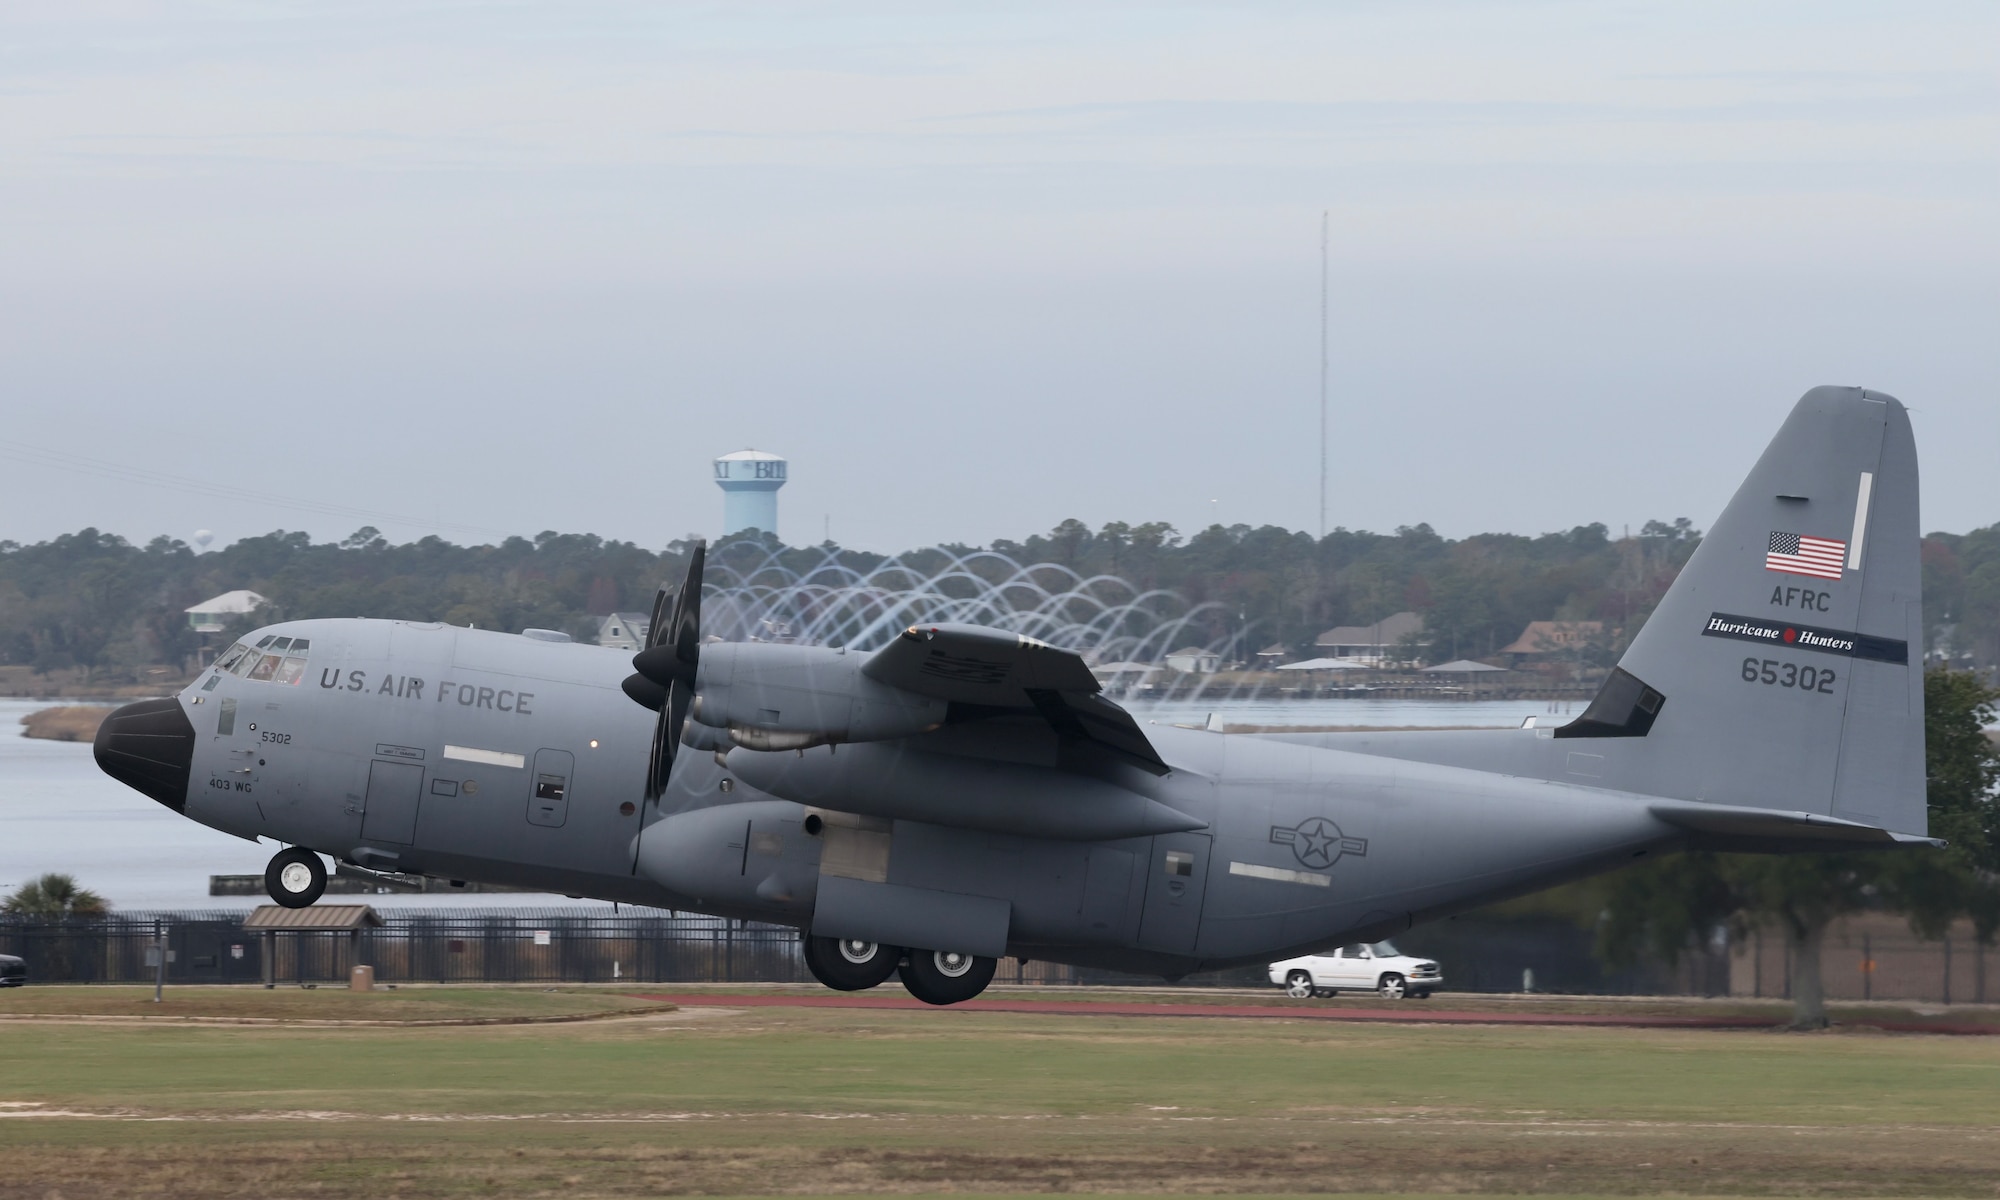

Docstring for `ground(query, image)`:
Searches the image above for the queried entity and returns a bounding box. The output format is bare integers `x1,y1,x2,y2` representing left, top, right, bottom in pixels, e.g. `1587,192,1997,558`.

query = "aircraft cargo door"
360,760,425,845
1136,832,1212,955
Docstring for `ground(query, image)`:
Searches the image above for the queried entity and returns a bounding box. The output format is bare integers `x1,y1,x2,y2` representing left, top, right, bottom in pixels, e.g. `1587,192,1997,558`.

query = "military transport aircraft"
94,387,1932,1004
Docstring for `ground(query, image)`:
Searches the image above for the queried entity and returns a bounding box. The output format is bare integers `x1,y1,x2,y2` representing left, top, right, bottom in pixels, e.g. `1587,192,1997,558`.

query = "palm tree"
3,873,110,919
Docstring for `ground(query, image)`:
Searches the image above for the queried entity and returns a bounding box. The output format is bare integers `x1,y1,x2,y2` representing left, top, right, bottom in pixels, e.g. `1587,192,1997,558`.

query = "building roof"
1275,657,1374,671
1315,611,1425,648
1421,659,1509,673
1255,642,1289,657
242,904,383,931
716,448,785,462
184,589,268,616
1499,621,1605,655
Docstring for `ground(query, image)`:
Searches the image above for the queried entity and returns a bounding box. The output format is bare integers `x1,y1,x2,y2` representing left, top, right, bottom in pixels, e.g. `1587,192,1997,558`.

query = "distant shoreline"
0,665,195,701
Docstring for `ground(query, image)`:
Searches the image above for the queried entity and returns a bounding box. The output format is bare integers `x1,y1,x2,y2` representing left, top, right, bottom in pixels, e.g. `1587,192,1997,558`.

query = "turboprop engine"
687,643,948,751
624,547,1200,969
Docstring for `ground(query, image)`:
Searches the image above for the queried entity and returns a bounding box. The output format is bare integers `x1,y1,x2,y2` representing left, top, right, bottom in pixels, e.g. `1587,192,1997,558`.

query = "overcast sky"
2,1,1995,554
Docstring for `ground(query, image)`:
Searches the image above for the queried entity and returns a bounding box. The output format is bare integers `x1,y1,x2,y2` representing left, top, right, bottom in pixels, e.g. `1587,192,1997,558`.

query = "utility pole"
1319,210,1329,541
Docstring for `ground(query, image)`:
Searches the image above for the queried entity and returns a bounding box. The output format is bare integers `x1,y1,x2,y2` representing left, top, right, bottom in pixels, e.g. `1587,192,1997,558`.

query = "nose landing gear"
264,847,327,908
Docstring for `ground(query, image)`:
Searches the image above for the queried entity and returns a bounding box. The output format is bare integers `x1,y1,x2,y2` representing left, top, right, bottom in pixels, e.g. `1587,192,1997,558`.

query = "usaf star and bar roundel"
1269,816,1368,871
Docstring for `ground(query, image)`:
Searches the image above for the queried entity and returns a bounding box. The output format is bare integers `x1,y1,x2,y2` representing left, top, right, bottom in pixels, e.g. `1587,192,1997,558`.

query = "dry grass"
16,704,113,742
4,1122,1997,1198
3,1000,1997,1197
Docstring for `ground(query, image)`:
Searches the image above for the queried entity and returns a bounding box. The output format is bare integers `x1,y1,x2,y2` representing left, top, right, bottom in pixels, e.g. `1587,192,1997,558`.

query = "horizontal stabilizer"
1649,801,1944,850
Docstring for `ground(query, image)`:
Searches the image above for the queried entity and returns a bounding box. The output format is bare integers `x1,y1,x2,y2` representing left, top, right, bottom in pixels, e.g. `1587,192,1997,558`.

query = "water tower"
714,449,787,537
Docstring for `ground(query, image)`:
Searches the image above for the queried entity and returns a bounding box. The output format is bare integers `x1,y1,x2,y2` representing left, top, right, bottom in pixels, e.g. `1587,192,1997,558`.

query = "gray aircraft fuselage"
96,386,1932,987
167,616,1691,976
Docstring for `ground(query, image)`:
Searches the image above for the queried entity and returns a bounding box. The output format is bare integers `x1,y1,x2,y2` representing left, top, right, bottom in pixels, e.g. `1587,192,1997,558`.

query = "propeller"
625,541,706,800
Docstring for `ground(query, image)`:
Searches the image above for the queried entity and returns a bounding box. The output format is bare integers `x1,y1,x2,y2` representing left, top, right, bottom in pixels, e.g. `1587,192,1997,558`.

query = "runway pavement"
627,991,1798,1029
631,990,2000,1033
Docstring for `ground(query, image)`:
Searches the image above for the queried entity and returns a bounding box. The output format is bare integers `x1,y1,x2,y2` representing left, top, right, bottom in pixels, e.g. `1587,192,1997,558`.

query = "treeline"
2,516,1997,679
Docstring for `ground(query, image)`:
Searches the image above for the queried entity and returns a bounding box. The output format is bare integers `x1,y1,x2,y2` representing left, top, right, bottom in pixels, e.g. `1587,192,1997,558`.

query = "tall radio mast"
1318,210,1329,541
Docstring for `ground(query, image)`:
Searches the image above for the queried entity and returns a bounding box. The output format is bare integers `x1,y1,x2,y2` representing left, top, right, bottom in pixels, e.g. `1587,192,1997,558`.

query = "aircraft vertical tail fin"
1569,387,1925,835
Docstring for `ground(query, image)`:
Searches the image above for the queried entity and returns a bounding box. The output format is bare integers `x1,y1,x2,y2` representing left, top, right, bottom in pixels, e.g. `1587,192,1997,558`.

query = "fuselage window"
247,654,282,682
255,635,277,649
214,643,252,674
272,656,308,686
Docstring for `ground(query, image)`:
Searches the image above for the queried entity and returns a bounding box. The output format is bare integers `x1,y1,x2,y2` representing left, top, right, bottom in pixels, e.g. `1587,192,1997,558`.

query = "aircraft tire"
802,936,900,991
898,949,996,1006
265,848,326,909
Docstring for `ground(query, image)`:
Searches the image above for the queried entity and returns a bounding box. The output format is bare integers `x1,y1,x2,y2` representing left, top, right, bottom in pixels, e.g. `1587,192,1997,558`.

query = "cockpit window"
215,637,312,682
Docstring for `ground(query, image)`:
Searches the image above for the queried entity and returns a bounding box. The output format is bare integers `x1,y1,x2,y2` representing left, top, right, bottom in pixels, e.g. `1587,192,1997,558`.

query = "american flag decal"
1766,531,1846,581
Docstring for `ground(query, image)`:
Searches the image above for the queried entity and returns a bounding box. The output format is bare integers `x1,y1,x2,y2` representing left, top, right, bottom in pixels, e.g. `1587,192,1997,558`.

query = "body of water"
2,695,1569,911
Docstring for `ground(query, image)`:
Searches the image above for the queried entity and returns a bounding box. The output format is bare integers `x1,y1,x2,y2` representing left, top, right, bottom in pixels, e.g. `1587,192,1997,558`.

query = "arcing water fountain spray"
699,544,1258,705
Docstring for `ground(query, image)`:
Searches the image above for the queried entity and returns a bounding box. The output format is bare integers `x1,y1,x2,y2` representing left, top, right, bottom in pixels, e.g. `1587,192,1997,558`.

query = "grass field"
3,989,1997,1198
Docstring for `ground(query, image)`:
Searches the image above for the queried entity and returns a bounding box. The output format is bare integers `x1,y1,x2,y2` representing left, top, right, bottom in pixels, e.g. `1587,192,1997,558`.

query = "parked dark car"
0,954,24,987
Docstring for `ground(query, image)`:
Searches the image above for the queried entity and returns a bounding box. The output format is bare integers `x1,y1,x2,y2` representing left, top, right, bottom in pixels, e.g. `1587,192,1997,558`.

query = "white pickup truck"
1268,941,1443,1000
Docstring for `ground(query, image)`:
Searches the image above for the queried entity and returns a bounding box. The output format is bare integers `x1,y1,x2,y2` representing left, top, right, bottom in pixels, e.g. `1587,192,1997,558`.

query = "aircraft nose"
93,697,197,813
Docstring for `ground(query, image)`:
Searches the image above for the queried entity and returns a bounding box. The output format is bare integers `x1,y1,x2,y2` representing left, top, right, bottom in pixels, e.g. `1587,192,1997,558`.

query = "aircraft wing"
863,624,1169,774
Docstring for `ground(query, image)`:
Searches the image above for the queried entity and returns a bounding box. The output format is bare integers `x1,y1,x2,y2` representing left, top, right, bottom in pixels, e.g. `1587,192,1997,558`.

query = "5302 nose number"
1741,657,1835,694
259,731,291,745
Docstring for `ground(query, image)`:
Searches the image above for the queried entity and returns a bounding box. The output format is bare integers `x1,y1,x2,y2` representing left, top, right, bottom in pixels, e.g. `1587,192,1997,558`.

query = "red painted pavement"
629,991,1997,1034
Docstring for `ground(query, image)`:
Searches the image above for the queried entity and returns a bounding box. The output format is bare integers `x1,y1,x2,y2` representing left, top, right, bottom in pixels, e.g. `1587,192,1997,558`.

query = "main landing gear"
264,847,326,908
802,936,900,991
899,949,996,1006
801,935,997,1005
